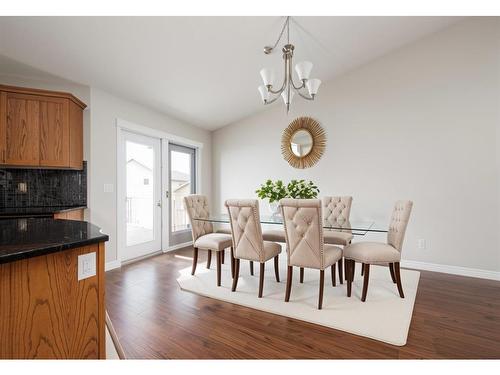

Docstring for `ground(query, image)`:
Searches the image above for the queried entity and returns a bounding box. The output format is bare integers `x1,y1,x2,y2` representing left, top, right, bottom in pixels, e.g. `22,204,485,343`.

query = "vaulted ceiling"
0,16,462,130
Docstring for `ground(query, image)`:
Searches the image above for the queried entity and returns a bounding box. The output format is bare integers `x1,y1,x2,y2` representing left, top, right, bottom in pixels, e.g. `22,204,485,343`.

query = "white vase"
269,201,280,216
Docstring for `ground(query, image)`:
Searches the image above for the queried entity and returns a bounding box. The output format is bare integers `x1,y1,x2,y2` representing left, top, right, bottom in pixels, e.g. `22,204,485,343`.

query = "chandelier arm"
287,56,305,90
268,53,290,94
294,88,315,101
264,94,281,105
290,78,306,90
268,83,286,95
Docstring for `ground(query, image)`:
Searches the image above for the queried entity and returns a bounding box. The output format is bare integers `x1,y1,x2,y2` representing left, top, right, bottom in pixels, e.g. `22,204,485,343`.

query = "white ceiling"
0,16,462,130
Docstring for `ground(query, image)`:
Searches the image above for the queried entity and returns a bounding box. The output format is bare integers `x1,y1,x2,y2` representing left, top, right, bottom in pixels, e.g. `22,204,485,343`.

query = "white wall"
212,18,500,273
0,63,212,265
89,88,212,263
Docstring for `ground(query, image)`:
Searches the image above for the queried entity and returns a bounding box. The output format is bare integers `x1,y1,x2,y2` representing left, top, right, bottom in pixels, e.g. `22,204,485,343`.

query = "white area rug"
177,259,420,346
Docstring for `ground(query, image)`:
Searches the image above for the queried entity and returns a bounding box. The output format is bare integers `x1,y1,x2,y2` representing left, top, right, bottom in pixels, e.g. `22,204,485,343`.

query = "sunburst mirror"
281,117,326,169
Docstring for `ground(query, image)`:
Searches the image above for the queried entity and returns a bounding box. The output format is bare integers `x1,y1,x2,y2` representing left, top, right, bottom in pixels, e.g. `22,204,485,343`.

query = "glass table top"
193,214,387,235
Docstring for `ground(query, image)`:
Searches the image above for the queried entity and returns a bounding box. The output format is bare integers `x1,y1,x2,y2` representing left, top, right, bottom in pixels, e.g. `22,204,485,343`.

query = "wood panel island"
0,218,108,359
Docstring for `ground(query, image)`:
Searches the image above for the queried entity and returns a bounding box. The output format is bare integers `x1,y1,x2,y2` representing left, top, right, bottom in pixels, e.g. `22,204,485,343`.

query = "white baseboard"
163,241,192,253
401,260,500,281
105,243,191,271
105,260,121,272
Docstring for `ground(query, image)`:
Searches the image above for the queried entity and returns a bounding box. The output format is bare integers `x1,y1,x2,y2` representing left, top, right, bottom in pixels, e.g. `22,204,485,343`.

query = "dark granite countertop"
0,218,108,264
0,206,87,218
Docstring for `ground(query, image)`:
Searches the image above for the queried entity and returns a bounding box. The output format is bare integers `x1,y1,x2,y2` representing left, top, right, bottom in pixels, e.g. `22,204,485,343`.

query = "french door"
169,143,196,246
121,131,162,261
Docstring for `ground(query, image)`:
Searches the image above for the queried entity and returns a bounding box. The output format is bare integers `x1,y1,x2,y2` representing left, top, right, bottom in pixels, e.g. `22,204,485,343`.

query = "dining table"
193,214,388,236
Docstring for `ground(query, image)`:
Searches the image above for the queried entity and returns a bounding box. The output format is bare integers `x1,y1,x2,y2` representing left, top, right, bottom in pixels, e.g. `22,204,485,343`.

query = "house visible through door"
169,143,196,246
121,130,162,261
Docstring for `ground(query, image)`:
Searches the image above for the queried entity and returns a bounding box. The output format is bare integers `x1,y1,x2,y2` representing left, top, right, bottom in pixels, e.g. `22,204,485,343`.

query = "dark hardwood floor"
106,247,500,359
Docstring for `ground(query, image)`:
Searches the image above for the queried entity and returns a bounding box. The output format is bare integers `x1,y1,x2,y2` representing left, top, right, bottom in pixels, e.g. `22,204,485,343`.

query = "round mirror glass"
290,129,313,157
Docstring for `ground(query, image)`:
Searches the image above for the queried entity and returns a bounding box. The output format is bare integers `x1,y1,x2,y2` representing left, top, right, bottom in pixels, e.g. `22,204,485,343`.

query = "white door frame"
116,118,203,263
118,130,162,261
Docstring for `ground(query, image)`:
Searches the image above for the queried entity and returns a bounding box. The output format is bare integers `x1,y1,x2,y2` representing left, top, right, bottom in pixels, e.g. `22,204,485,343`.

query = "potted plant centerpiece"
255,179,288,216
256,179,320,216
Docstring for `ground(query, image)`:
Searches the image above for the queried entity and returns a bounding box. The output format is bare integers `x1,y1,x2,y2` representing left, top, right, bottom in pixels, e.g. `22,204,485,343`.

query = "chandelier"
258,16,321,112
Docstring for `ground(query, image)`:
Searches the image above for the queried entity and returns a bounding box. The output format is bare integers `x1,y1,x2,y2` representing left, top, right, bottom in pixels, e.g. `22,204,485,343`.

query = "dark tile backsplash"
0,162,87,208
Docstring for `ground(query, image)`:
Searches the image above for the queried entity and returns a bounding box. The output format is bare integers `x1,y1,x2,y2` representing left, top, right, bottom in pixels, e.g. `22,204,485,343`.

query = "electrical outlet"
418,239,426,250
78,252,96,281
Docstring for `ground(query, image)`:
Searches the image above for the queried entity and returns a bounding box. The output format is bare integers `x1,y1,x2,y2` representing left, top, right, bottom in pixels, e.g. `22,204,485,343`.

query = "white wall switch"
103,183,114,193
78,252,97,281
418,239,426,250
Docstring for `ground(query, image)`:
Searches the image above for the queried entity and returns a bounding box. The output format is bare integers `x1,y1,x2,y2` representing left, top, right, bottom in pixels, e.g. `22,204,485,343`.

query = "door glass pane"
126,140,155,246
170,149,193,232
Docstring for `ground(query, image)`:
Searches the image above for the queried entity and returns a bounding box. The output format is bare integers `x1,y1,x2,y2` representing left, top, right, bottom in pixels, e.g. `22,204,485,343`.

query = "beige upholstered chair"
225,199,281,298
184,195,233,286
323,196,353,246
280,198,343,309
343,200,413,302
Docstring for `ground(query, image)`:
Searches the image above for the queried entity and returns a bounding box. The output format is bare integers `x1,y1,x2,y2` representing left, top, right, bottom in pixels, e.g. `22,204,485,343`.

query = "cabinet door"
0,92,6,163
68,101,83,169
4,93,40,166
40,98,70,167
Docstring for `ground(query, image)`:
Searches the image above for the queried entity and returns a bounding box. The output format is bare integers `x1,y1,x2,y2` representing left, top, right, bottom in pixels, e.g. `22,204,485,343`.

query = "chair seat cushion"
323,231,353,246
263,241,282,261
343,242,401,264
324,244,343,268
194,233,232,251
262,229,286,242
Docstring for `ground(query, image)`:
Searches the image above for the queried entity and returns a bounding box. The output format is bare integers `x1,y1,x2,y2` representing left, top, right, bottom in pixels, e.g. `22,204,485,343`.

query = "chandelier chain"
268,16,290,53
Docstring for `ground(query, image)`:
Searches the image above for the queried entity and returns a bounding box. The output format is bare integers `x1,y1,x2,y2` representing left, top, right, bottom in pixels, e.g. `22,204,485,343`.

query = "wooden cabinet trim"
0,84,87,109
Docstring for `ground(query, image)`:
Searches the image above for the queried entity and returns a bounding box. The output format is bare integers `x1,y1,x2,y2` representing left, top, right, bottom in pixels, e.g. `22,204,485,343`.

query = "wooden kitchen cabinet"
0,85,86,169
53,208,85,221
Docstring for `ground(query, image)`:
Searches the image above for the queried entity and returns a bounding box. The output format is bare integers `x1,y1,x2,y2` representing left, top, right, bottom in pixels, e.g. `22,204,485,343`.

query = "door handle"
156,201,161,207
165,191,170,198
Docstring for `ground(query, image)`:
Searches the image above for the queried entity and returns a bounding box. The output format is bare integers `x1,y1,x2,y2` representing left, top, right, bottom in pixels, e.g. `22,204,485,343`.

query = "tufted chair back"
183,195,214,242
322,196,353,231
387,200,413,252
280,198,326,269
225,199,265,262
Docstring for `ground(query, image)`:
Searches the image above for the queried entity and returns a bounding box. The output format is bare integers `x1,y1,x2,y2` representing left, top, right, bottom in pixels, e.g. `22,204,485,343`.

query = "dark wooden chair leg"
191,247,198,275
338,258,343,284
285,266,293,302
389,263,396,283
318,270,325,309
258,263,265,298
232,259,240,291
361,263,365,276
216,251,222,287
221,250,225,264
331,264,336,286
347,259,355,297
206,250,212,269
394,262,405,298
250,261,254,276
230,247,235,279
361,264,370,302
274,255,280,282
300,267,304,283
